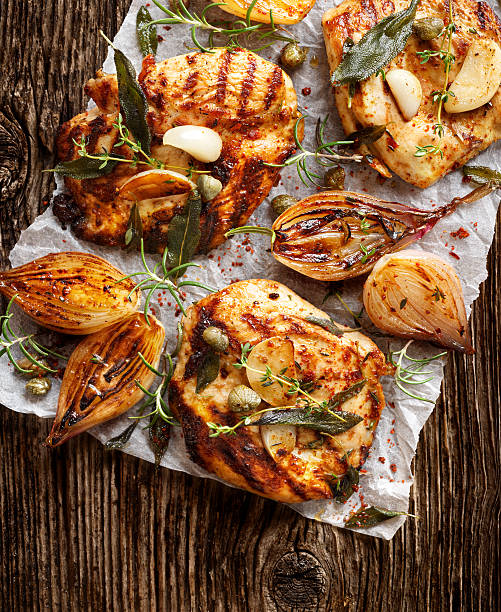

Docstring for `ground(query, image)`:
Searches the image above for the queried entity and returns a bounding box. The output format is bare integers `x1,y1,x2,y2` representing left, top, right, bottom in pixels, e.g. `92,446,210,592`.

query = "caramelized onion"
363,250,473,353
270,186,493,281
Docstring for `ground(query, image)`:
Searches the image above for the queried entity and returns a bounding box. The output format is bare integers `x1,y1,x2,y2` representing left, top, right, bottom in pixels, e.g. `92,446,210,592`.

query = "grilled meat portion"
322,0,501,188
56,48,300,252
170,279,389,503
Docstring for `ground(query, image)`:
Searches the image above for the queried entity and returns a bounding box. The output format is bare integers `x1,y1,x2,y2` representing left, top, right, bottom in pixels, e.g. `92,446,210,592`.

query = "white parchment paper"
2,0,500,538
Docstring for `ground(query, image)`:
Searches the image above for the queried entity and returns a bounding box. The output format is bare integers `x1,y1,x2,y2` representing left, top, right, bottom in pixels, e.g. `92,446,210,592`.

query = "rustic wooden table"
0,1,500,609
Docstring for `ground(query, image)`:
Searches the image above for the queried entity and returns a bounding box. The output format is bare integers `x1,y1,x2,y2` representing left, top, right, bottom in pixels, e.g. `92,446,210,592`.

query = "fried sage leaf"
49,157,120,180
253,408,363,436
330,465,359,502
345,506,408,528
114,47,151,153
167,189,202,274
149,415,170,467
125,202,143,251
305,315,344,336
331,0,420,85
347,125,386,148
196,349,220,393
327,378,366,409
463,165,501,186
136,5,158,57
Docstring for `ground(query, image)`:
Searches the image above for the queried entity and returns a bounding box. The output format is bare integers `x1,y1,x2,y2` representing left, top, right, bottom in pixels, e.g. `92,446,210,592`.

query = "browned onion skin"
270,187,492,281
46,313,165,446
0,252,139,334
363,250,473,354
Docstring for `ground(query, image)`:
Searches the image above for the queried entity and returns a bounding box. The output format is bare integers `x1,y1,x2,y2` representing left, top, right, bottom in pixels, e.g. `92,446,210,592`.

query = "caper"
280,43,308,70
16,357,49,378
271,194,299,218
412,17,444,41
323,166,345,190
197,174,223,202
228,385,262,413
202,326,229,352
26,377,52,396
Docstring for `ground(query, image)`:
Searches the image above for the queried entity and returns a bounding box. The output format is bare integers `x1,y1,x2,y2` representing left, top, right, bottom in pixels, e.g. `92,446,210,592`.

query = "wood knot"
0,110,27,201
269,551,327,610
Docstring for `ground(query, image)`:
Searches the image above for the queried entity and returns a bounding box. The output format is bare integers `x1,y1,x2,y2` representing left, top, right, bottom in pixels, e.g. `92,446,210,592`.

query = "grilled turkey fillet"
56,48,300,252
322,0,501,188
170,280,389,503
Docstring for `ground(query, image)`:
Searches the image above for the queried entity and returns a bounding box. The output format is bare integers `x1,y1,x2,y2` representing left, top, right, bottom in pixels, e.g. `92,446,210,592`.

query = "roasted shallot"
363,250,473,353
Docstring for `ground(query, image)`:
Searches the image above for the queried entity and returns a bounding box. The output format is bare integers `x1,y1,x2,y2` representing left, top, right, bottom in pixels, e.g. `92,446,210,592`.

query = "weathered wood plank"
0,1,499,610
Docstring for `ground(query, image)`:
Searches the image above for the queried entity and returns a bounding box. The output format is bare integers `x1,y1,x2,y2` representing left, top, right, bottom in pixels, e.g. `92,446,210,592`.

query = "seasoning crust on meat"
170,279,389,503
55,48,300,252
322,0,501,188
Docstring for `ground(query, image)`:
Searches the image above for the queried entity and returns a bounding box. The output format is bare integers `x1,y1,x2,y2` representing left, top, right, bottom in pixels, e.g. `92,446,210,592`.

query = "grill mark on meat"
264,67,283,110
184,71,199,91
228,156,266,228
238,55,258,117
216,50,233,102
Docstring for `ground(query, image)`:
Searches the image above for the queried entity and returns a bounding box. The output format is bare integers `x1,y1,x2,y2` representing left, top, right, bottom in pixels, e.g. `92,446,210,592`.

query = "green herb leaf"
125,203,143,251
345,506,408,528
347,125,386,147
167,189,202,275
136,6,158,57
463,165,501,186
114,48,151,154
253,408,363,436
196,349,220,393
331,0,420,85
327,379,366,409
330,465,359,502
305,315,344,336
48,157,120,179
104,421,138,450
149,415,170,468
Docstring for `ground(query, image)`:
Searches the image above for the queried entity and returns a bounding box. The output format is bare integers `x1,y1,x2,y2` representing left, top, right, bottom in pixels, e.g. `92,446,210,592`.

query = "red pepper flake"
378,457,386,464
302,87,311,96
449,251,460,260
391,418,395,424
390,463,397,473
450,227,469,239
390,428,395,434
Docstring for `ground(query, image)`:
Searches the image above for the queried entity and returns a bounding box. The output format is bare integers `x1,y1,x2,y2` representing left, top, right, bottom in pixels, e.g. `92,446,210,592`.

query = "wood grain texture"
0,1,499,610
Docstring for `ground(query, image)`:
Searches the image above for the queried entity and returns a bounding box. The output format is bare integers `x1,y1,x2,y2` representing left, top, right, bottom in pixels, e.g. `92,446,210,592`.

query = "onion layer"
363,250,473,353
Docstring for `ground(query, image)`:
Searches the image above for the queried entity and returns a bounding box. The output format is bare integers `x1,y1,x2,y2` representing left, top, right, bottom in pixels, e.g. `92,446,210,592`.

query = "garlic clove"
386,69,422,120
445,39,501,113
246,336,297,406
46,313,165,446
363,250,473,353
260,424,296,461
162,125,223,163
118,169,195,200
0,252,139,334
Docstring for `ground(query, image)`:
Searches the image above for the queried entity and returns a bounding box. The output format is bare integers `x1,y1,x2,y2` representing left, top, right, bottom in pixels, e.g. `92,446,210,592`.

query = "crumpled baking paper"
2,0,500,539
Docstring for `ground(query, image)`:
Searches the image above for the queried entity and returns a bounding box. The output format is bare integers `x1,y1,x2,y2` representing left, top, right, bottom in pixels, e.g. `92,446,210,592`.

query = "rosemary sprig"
118,239,214,322
0,295,66,374
415,2,455,158
265,116,362,187
148,0,294,53
388,340,446,403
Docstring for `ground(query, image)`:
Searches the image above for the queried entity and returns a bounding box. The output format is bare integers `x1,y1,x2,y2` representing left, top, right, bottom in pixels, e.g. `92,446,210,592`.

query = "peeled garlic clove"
0,252,139,334
46,313,165,446
261,424,296,461
246,336,297,406
386,69,422,120
445,39,501,113
118,169,195,200
363,250,473,353
162,126,223,163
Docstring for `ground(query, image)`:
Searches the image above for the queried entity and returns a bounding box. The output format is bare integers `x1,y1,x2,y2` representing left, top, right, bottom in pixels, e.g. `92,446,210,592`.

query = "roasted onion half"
46,313,165,446
363,250,473,353
226,185,494,281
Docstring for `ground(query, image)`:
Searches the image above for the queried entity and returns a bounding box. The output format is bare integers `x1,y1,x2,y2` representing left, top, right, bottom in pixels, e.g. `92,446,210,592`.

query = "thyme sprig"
415,2,456,158
388,340,446,402
0,295,66,374
265,116,362,187
118,239,214,321
148,0,294,53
